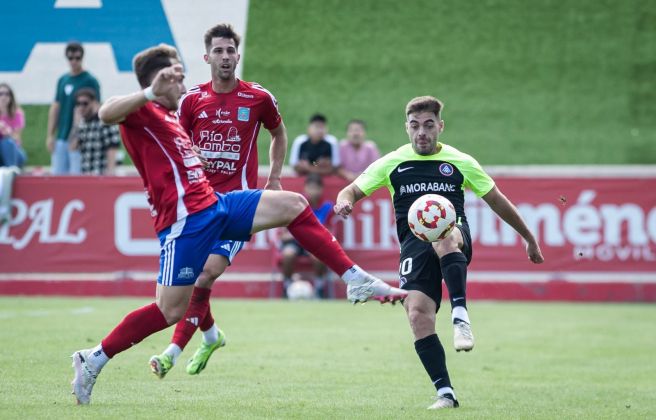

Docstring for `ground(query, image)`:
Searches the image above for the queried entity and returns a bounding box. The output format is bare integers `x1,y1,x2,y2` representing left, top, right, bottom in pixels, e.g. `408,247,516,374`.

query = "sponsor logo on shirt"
186,168,205,184
237,107,250,121
212,118,233,124
64,84,73,95
198,110,208,119
216,108,230,117
237,92,254,99
439,163,454,176
399,182,456,195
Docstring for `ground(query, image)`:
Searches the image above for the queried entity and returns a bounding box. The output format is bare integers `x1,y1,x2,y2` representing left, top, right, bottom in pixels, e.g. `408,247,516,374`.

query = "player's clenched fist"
334,200,353,219
151,64,185,99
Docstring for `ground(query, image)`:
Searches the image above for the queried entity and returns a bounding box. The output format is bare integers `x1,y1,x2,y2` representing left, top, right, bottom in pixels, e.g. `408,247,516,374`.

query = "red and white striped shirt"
120,101,217,233
178,80,282,193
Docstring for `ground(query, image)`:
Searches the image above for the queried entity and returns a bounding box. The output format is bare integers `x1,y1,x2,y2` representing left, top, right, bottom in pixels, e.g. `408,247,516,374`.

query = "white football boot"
71,349,99,405
345,270,407,303
428,394,459,409
453,320,475,352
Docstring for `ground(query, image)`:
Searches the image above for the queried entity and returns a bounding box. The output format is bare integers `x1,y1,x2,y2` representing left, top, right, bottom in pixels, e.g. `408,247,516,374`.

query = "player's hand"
151,64,184,101
334,200,353,219
192,146,209,169
46,136,55,154
264,178,282,190
527,241,544,264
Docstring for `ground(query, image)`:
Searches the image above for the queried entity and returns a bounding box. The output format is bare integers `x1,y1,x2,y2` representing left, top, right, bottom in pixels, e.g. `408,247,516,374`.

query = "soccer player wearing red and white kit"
151,24,289,378
70,44,406,405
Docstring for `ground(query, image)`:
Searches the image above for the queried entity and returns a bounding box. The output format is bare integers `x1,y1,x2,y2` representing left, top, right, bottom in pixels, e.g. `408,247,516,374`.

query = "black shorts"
398,224,472,309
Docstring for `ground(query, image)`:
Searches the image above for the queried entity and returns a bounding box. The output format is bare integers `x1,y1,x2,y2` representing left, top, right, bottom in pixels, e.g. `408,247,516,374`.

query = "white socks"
87,344,110,371
202,324,219,344
340,265,363,283
164,343,182,364
452,306,470,324
438,386,456,399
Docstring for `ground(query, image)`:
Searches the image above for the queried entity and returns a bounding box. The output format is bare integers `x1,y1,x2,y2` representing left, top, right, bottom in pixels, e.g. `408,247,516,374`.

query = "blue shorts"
210,239,245,264
156,190,262,286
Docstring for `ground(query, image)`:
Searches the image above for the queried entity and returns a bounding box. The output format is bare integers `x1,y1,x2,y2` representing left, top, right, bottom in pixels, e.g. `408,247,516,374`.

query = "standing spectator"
337,119,380,182
46,42,100,174
0,83,27,168
289,113,340,176
279,174,334,298
69,88,121,175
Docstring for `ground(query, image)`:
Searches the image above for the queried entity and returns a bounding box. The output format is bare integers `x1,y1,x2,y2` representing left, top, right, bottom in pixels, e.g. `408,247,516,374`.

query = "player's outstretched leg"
71,284,193,404
433,229,474,352
403,291,459,410
151,254,229,378
250,190,407,303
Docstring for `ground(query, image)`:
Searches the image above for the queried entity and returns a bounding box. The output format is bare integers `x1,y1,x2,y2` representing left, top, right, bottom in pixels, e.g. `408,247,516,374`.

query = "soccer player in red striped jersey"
70,43,406,405
150,24,289,378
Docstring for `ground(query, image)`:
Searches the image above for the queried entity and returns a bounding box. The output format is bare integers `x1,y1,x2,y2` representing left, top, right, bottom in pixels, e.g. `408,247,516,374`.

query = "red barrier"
1,174,655,301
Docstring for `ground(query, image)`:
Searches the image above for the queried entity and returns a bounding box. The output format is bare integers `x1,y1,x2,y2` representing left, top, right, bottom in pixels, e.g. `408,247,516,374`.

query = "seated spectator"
279,174,335,298
0,83,27,168
337,119,380,182
289,113,340,176
69,88,121,175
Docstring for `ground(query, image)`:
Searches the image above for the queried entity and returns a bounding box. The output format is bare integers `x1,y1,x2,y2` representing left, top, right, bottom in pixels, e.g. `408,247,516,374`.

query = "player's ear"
438,119,445,133
203,54,209,64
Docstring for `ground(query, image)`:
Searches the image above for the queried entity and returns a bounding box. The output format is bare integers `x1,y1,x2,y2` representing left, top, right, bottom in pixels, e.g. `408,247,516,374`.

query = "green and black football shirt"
354,143,495,242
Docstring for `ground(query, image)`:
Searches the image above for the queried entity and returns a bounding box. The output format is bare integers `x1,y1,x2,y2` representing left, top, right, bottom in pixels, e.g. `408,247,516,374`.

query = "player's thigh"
156,283,194,324
399,237,443,311
251,190,308,233
432,226,464,257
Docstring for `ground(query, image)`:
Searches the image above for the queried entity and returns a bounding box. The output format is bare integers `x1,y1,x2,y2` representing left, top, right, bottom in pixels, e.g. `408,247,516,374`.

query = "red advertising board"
1,174,655,301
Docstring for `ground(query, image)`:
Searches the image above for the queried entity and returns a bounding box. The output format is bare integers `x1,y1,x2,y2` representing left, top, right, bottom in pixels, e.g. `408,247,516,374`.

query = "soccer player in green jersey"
334,96,544,410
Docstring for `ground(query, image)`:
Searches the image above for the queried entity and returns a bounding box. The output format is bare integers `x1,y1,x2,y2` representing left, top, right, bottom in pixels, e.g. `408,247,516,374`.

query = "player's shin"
286,205,354,275
440,252,469,321
415,334,455,397
101,302,169,358
171,286,212,351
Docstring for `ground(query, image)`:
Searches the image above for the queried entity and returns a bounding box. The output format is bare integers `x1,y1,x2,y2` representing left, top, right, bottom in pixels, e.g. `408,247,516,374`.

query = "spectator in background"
0,83,27,168
46,42,100,174
279,174,334,298
337,119,380,182
289,113,340,176
69,88,121,175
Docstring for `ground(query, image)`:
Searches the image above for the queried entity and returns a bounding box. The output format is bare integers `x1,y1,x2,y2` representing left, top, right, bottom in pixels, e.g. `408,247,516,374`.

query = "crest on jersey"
439,163,454,176
238,107,250,121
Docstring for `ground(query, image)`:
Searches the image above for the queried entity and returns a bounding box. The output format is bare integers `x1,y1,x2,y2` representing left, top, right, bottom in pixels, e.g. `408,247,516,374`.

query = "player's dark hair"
204,23,241,51
305,173,323,187
0,83,18,118
309,113,327,124
65,42,84,58
75,87,97,102
132,44,180,88
347,119,367,129
405,96,443,119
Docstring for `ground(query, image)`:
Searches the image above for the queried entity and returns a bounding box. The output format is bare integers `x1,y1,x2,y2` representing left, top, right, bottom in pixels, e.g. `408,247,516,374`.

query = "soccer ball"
286,280,315,300
407,194,457,242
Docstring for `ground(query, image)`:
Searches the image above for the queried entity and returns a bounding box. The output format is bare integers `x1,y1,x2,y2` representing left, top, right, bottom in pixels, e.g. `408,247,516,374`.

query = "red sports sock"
199,305,215,332
287,205,354,276
171,286,211,349
101,302,169,358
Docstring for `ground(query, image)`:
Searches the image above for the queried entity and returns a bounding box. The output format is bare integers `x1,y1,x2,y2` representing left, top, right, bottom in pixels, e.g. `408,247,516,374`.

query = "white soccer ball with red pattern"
407,194,457,242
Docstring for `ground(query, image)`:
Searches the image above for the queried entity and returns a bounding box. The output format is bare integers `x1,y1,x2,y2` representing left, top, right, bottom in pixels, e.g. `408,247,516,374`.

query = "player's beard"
413,136,438,155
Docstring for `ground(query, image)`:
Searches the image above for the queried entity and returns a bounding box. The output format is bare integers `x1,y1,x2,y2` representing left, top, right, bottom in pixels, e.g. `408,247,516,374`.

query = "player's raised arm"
99,64,184,124
481,185,545,264
264,121,288,190
334,182,366,219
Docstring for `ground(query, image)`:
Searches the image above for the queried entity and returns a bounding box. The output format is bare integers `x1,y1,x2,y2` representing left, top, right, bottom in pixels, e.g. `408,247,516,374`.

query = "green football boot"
149,353,174,379
186,329,227,375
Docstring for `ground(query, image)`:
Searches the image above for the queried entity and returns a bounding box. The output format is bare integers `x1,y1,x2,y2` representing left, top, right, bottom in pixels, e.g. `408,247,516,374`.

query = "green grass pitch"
0,297,654,419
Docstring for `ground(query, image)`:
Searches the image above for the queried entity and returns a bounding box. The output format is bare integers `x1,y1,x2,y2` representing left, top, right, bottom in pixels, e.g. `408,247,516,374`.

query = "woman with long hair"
0,82,27,168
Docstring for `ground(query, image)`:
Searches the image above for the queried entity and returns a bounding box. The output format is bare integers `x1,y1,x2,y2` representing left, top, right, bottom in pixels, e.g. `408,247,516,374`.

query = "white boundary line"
2,271,655,283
